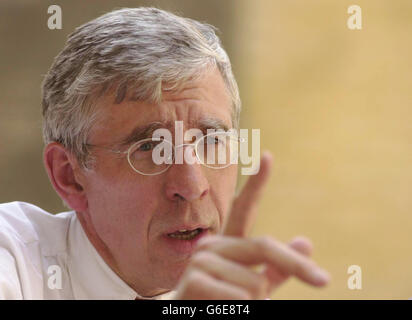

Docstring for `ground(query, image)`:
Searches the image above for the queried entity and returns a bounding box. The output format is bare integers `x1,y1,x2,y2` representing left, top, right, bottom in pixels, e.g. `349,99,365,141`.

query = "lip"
162,227,210,255
164,224,209,235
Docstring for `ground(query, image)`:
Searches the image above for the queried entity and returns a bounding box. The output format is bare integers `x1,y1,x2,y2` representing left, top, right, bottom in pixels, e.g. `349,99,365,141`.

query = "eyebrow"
118,121,172,147
118,117,230,147
196,118,230,132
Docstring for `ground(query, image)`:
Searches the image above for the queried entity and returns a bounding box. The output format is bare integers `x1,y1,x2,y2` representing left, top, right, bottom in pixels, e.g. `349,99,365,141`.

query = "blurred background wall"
0,0,411,299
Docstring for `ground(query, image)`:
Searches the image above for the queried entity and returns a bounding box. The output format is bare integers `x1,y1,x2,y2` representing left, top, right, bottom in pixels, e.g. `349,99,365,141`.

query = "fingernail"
313,269,330,285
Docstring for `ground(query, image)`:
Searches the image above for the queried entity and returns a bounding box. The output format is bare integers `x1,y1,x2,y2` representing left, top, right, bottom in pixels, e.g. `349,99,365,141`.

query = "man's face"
78,68,238,295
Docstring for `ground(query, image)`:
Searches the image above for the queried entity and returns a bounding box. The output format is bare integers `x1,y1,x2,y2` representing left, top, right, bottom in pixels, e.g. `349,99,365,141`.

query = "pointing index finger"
223,151,273,237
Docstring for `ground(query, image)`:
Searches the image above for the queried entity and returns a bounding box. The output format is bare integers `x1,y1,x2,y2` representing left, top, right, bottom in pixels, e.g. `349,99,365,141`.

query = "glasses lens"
196,132,238,169
127,138,173,175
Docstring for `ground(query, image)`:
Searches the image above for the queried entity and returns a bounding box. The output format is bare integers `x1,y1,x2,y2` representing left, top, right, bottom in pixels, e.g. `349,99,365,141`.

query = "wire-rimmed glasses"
87,131,242,176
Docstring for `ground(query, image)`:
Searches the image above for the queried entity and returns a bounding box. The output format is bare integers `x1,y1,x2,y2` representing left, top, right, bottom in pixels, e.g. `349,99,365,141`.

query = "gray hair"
42,7,241,168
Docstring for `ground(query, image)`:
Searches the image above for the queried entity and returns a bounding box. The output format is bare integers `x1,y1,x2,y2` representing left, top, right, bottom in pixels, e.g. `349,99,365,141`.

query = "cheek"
209,166,238,218
84,172,163,243
87,164,161,207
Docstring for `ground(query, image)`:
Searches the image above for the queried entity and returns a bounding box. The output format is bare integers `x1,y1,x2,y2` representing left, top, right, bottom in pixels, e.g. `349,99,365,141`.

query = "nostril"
200,189,208,199
173,193,185,201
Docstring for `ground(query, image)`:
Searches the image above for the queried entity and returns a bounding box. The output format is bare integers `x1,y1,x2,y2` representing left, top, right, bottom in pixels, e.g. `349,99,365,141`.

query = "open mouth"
167,228,204,240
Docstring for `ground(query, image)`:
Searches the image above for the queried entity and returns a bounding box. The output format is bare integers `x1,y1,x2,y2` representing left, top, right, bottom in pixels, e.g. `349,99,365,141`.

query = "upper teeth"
169,228,201,240
179,229,188,232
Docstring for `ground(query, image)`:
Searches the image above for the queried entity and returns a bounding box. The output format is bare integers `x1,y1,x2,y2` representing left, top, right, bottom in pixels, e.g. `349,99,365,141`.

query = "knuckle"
257,274,270,293
195,235,222,251
176,269,205,298
185,269,204,287
190,251,216,267
219,288,251,300
255,236,276,253
250,274,270,297
237,290,252,300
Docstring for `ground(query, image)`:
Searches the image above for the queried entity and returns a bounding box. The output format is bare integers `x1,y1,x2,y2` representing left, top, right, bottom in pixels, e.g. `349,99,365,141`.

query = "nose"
165,146,209,202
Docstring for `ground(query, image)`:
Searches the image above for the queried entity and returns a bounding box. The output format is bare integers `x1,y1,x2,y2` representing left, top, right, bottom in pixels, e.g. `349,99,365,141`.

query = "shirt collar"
67,212,175,300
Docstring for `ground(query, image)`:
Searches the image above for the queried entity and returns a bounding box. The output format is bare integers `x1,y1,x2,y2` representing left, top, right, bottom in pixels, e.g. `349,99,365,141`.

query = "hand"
174,152,330,299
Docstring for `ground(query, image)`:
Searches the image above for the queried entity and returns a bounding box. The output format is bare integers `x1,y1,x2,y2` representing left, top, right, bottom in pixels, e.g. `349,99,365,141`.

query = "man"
0,7,329,299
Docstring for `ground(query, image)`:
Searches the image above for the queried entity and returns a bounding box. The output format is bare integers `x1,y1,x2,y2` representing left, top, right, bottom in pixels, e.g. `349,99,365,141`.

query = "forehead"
90,68,233,144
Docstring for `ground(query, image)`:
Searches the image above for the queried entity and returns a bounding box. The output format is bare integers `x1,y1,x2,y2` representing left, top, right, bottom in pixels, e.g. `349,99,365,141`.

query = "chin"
156,257,191,290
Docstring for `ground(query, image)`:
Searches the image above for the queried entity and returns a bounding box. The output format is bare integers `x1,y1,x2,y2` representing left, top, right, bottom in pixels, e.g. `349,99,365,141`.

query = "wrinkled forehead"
88,70,233,145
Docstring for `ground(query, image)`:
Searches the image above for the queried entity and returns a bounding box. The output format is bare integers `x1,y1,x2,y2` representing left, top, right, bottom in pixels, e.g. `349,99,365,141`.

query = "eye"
130,139,164,161
138,142,156,152
204,134,229,147
205,135,219,144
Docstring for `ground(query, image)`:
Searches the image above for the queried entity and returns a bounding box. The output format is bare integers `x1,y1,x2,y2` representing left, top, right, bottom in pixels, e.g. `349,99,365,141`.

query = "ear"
43,142,88,212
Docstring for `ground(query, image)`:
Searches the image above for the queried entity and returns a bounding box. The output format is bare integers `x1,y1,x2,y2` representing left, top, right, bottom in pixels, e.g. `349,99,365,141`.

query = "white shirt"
0,201,175,300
